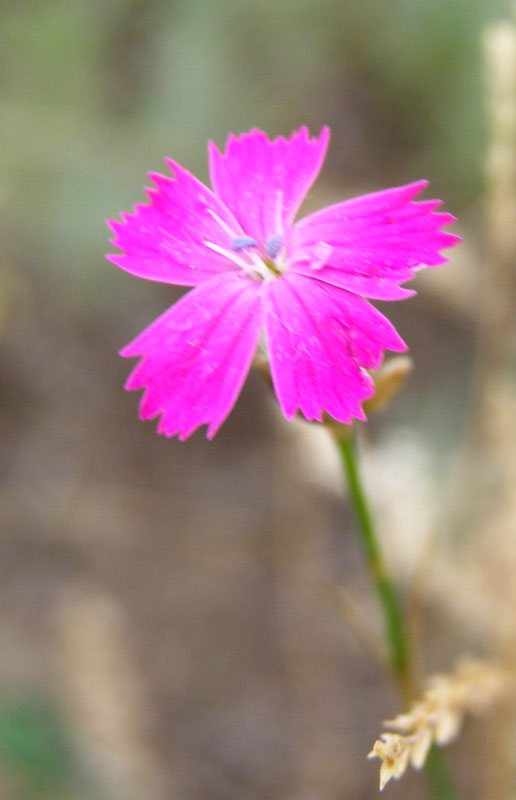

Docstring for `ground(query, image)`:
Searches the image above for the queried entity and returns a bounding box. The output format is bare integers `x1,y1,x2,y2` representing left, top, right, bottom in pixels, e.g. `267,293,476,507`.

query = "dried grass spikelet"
368,657,513,790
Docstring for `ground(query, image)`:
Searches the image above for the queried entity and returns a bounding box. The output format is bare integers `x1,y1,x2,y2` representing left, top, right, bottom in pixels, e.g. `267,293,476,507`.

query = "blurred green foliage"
1,0,512,310
0,692,78,799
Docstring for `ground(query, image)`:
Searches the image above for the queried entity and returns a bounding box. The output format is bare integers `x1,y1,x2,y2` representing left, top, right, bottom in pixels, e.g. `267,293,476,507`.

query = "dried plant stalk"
54,584,174,800
368,657,513,790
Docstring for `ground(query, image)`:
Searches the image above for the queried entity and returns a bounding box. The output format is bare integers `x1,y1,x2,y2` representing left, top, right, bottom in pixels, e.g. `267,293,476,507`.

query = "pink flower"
107,127,459,440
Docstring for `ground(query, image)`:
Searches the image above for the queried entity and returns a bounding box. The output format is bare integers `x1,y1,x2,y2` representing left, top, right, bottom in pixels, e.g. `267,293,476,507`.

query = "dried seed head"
369,657,514,790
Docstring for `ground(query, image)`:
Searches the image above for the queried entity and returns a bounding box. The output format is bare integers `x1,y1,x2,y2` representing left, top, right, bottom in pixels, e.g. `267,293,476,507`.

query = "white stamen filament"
247,249,274,279
204,241,269,279
275,190,285,236
206,208,238,238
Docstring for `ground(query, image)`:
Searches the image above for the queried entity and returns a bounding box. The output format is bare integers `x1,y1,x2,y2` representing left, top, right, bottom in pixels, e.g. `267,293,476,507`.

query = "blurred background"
1,0,516,798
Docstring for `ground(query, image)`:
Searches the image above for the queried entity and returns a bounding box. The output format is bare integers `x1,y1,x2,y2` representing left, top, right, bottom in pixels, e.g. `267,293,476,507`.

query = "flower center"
229,234,285,278
204,210,286,281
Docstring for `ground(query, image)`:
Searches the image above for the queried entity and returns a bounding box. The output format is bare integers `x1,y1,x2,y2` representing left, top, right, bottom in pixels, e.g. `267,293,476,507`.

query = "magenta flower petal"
109,127,460,439
107,161,244,286
290,181,461,300
121,273,263,439
265,273,407,424
208,126,330,244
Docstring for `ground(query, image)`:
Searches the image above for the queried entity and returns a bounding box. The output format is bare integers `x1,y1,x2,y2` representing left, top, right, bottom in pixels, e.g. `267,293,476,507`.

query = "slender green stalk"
335,432,410,688
425,744,460,800
334,429,459,799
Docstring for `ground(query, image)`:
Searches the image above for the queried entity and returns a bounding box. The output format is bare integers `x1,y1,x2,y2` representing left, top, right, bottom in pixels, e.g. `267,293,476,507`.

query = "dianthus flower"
108,127,459,440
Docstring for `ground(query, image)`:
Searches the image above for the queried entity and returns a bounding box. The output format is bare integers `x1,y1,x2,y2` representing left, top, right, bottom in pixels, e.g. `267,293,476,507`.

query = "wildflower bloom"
107,127,459,440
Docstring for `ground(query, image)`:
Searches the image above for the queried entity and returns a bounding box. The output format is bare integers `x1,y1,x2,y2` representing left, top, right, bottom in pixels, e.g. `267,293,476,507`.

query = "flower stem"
334,429,459,799
425,743,460,800
335,431,410,691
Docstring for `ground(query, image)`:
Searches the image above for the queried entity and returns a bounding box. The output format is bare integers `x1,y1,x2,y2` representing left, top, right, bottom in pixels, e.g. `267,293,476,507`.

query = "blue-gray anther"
231,236,258,251
266,235,282,259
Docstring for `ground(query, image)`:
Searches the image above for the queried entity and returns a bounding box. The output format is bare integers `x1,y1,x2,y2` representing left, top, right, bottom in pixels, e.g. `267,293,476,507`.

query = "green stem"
334,430,459,799
335,432,410,688
425,744,460,800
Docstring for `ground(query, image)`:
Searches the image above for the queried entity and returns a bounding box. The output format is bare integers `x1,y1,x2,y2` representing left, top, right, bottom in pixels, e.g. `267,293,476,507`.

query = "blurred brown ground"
1,1,514,799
